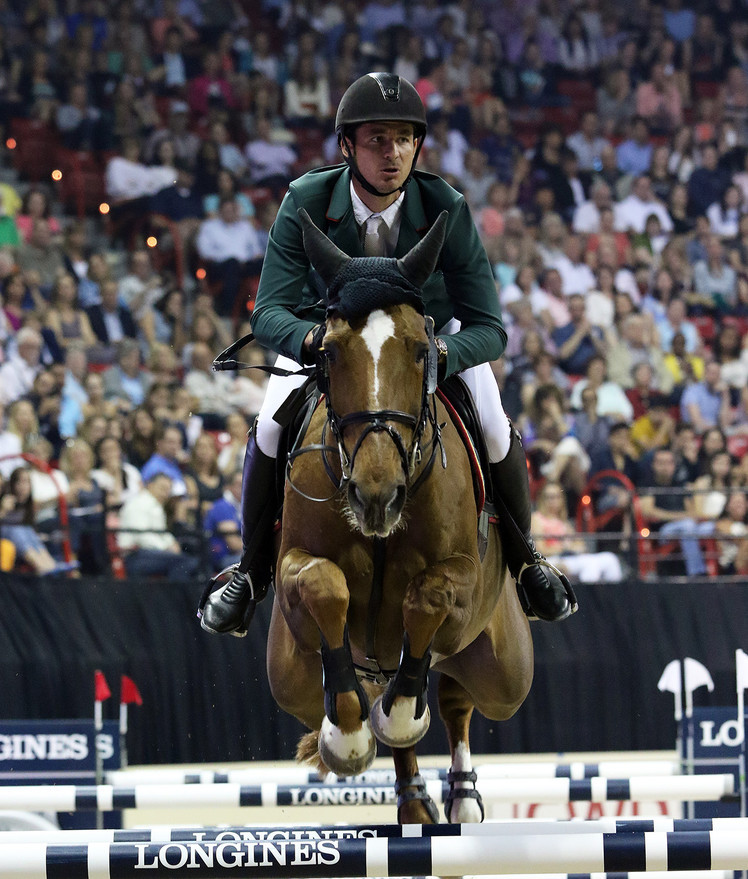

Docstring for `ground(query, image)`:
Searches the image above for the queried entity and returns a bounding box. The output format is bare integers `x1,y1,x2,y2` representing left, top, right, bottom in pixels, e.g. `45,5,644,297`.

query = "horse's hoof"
318,716,376,776
370,695,430,748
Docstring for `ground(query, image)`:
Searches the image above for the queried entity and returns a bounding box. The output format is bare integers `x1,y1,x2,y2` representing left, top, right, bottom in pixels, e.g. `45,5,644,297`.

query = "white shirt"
614,194,673,234
350,183,404,256
244,138,297,182
105,157,176,201
196,217,264,263
0,356,41,405
572,200,603,234
90,464,143,508
118,489,175,552
549,256,597,297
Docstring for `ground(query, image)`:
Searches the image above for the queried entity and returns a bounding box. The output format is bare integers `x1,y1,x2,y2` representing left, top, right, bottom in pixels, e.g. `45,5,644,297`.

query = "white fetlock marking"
319,716,375,771
450,740,482,823
371,695,430,747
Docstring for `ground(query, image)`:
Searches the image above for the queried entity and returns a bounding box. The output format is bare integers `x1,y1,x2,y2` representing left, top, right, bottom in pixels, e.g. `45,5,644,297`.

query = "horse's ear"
397,211,448,290
297,208,350,286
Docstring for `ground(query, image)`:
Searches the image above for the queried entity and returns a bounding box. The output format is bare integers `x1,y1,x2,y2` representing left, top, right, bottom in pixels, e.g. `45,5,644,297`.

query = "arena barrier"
0,775,735,812
106,759,681,786
0,817,746,845
0,831,748,876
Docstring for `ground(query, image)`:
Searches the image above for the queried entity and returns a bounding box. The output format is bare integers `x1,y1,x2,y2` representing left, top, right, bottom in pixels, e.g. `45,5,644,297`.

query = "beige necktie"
364,216,387,256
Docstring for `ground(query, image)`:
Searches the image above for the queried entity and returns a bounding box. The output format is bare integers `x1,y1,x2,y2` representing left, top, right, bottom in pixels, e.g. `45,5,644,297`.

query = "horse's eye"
415,344,429,363
322,345,337,364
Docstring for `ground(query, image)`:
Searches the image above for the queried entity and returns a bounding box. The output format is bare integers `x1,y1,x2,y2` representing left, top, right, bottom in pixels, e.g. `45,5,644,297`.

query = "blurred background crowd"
0,0,747,583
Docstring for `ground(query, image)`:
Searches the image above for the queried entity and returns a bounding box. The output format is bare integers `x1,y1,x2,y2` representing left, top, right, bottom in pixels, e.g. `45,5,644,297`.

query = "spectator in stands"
687,143,730,219
187,50,235,118
682,12,724,83
58,342,89,439
532,480,623,583
635,61,683,134
124,406,157,470
616,117,654,176
203,467,243,571
692,235,738,313
557,12,598,78
80,371,119,423
597,67,636,139
630,392,677,458
195,195,264,317
56,80,105,150
86,278,138,350
552,233,597,296
0,326,42,405
1,271,44,334
0,400,23,479
117,249,167,345
102,338,152,410
44,273,97,353
706,185,742,240
566,111,608,177
15,188,61,245
614,174,673,234
569,354,634,422
91,435,143,513
140,422,188,495
570,386,613,461
638,446,713,577
0,467,75,575
714,489,748,575
149,25,192,96
551,292,607,376
16,219,66,290
691,448,736,522
680,359,734,433
118,471,200,580
58,437,108,574
656,297,703,355
146,101,201,167
244,115,297,197
186,431,224,518
573,179,612,235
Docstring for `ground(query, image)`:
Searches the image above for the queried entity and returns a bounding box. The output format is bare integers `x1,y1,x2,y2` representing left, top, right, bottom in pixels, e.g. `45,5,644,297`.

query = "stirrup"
444,769,485,823
197,563,269,638
515,555,577,623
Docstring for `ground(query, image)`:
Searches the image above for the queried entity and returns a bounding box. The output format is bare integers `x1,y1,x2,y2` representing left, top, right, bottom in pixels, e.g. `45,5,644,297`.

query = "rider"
199,72,575,637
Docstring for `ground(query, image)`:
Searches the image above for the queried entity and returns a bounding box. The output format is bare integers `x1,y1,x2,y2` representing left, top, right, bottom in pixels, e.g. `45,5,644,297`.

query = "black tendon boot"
490,426,577,622
199,429,277,637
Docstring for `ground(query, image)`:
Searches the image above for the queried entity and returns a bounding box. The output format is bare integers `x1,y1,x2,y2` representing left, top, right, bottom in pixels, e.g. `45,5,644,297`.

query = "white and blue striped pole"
1,831,748,876
0,775,734,812
0,817,748,846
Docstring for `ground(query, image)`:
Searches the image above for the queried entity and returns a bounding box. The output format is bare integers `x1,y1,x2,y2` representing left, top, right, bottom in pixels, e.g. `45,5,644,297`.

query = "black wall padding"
0,575,745,764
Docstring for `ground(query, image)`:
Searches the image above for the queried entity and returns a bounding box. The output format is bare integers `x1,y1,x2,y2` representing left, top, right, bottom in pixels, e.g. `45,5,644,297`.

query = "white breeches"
255,357,511,464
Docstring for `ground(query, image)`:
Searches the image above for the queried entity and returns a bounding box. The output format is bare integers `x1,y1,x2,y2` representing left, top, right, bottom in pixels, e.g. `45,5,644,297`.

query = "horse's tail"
296,729,328,775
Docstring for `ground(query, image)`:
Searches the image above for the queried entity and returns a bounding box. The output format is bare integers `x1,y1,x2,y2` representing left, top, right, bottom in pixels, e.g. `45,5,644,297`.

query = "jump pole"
0,775,733,812
106,760,681,786
1,817,748,846
1,831,748,877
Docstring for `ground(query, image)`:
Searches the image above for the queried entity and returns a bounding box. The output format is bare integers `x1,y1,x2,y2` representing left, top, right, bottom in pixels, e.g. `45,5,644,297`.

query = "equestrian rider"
199,72,575,637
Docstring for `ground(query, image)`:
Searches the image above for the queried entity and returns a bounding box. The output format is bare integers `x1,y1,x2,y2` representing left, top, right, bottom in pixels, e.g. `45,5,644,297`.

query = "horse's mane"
326,257,425,323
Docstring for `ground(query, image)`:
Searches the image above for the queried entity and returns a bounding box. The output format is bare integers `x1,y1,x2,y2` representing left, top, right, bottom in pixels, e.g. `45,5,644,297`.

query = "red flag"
94,669,111,702
120,674,143,706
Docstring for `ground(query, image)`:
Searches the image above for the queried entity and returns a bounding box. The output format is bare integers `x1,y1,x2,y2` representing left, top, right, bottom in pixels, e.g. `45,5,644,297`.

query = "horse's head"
299,208,447,538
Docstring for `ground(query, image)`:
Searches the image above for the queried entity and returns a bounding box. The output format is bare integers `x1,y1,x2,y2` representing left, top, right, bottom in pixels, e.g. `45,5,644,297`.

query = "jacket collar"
325,169,430,258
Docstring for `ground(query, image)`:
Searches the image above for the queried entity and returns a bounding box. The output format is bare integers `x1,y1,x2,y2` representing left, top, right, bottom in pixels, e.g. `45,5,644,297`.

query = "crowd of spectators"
0,0,747,580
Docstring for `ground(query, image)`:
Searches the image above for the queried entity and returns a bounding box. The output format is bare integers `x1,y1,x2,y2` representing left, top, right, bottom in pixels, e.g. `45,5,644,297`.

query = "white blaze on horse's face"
360,308,396,407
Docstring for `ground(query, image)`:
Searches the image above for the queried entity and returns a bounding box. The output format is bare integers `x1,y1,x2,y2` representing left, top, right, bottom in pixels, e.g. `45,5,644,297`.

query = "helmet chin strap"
341,135,424,199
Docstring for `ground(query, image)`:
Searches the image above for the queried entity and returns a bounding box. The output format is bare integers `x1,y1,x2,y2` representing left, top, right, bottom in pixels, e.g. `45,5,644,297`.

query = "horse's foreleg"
391,746,439,825
278,549,376,775
371,555,476,749
437,673,484,824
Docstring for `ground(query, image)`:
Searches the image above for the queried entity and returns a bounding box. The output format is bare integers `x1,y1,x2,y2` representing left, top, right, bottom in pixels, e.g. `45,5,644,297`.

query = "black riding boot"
199,429,277,637
490,426,576,623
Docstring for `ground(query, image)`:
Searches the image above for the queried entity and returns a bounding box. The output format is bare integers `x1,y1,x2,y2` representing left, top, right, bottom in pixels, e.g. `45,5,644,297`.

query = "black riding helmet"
335,72,427,198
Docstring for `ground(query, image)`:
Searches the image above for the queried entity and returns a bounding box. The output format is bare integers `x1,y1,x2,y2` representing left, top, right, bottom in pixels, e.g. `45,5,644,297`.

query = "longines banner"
0,719,120,782
690,706,746,819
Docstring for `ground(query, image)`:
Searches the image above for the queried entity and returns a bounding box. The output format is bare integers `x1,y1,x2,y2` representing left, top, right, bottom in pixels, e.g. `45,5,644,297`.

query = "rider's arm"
429,192,507,378
250,187,321,364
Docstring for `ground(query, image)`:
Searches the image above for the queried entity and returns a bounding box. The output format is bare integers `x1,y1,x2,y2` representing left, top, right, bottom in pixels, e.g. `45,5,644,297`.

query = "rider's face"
343,122,417,195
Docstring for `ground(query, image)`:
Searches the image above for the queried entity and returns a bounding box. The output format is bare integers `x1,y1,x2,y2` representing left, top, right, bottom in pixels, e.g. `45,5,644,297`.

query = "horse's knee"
281,553,349,623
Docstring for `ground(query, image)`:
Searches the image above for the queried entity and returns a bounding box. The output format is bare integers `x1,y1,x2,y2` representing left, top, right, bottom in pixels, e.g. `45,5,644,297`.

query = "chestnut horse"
266,209,533,824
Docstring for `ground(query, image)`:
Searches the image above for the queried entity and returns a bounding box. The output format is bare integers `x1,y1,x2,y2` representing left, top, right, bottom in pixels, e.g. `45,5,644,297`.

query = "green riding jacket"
250,165,507,379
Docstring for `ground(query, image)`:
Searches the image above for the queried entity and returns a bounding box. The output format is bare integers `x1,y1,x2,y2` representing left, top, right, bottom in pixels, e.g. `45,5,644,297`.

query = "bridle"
287,314,446,504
